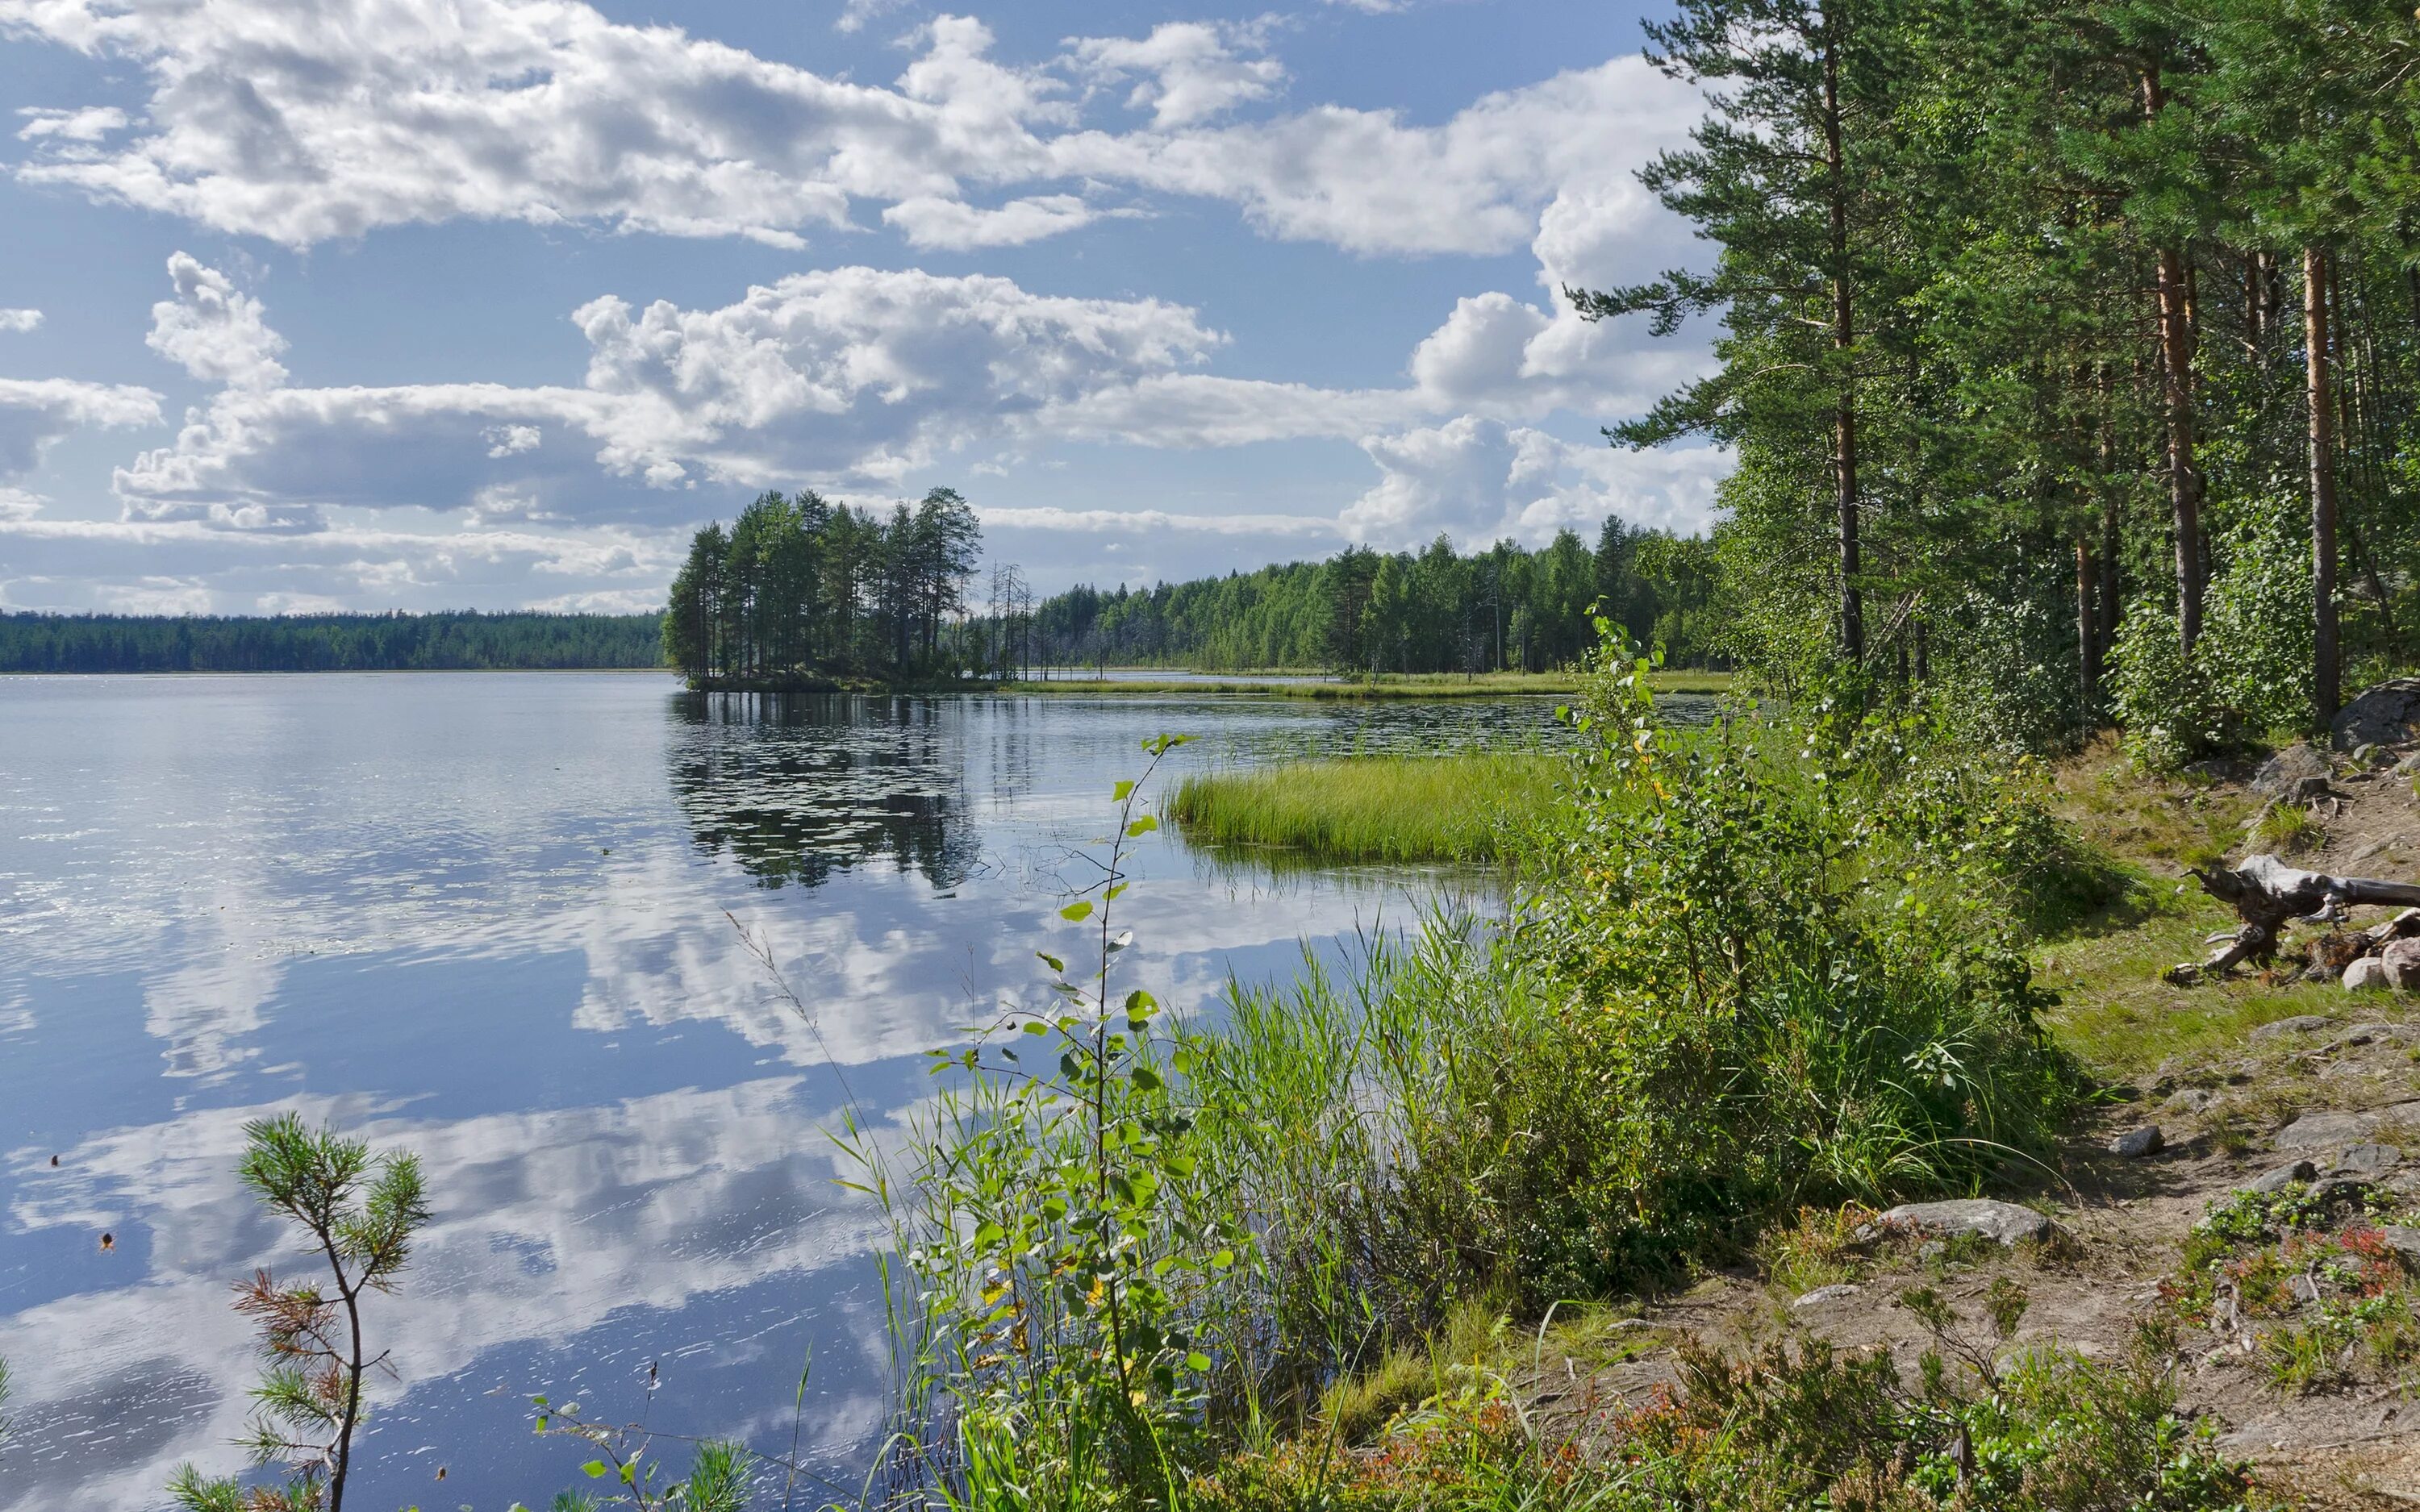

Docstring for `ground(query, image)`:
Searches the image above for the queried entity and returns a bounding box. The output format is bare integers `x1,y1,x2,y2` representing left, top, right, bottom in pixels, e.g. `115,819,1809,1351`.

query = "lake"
0,672,1619,1512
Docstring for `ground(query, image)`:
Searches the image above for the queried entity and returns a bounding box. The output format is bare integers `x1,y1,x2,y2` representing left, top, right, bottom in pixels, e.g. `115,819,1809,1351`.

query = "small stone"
1863,1198,2060,1248
2332,1143,2404,1176
2250,1159,2318,1193
2249,1014,2336,1043
2346,957,2393,993
1792,1283,1862,1310
2164,1087,2219,1115
2276,1110,2380,1149
2109,1126,2164,1158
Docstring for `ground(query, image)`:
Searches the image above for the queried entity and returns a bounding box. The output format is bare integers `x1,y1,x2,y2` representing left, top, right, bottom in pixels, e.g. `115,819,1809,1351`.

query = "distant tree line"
0,610,667,673
995,520,1720,674
664,487,983,685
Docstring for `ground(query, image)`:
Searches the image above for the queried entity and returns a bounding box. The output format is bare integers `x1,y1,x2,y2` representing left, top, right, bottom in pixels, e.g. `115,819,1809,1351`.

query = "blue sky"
0,0,1723,613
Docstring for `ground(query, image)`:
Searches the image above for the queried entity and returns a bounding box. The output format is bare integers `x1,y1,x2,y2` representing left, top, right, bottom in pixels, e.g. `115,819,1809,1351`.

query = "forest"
1571,0,2420,762
1005,519,1719,674
0,610,666,673
662,486,982,685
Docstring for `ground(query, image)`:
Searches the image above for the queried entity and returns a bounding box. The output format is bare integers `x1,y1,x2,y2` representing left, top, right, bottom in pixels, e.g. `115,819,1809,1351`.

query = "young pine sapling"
169,1114,428,1512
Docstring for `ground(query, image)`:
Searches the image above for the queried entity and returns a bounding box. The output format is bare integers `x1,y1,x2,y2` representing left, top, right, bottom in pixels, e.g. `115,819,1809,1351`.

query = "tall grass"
1165,754,1563,863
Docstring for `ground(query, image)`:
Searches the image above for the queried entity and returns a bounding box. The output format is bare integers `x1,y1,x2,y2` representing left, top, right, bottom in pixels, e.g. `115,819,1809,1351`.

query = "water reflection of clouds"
0,677,1527,1510
0,1078,908,1512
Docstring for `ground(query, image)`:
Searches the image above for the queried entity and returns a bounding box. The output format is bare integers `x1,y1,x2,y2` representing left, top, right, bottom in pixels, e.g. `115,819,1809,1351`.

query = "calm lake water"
0,673,1630,1512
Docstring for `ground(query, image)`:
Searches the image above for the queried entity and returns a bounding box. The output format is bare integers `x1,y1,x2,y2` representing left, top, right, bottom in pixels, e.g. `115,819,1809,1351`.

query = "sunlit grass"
1166,752,1565,862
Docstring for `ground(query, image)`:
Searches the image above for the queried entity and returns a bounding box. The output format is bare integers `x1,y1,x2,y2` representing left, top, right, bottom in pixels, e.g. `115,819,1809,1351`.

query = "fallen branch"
2176,853,2420,980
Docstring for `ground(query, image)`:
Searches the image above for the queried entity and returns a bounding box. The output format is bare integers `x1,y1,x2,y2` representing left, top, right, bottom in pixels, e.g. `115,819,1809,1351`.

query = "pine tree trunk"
2308,244,2340,725
1824,37,1863,662
2141,69,2203,652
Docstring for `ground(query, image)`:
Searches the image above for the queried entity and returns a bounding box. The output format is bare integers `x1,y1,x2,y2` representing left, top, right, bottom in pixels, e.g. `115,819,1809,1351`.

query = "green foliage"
878,734,1251,1508
167,1115,429,1512
0,610,666,673
2109,604,2236,772
519,1397,754,1512
2199,496,2318,738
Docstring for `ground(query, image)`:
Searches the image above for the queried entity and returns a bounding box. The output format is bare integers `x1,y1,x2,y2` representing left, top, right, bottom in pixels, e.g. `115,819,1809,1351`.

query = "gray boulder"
2334,679,2420,752
1863,1198,2059,1248
2109,1126,2164,1158
2164,1087,2220,1115
2326,1022,2405,1049
2275,1109,2380,1149
2344,957,2392,993
2331,1143,2403,1176
2251,743,2333,796
2250,1159,2318,1193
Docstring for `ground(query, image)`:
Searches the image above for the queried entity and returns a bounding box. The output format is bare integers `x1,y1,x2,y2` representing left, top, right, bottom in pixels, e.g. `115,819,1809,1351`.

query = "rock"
2250,1159,2318,1193
2252,742,2334,796
2334,678,2420,752
2109,1125,2164,1158
2374,1225,2420,1272
2275,1109,2380,1148
2289,773,2343,805
2249,1014,2336,1043
2345,957,2392,993
2326,1022,2405,1050
2385,940,2420,992
1863,1198,2059,1248
2312,1177,2376,1211
1792,1283,1862,1310
2397,750,2420,777
2355,742,2393,768
2164,1087,2220,1115
2332,1143,2405,1176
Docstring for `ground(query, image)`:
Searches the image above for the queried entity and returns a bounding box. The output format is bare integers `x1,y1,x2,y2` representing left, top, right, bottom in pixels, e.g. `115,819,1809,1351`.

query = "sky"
0,0,1724,614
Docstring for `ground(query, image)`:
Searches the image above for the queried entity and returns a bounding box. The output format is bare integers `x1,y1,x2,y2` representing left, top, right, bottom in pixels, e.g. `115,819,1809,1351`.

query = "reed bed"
1164,752,1564,863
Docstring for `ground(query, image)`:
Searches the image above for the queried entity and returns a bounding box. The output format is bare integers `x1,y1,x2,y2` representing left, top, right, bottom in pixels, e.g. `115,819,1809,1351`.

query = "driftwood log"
2179,853,2420,979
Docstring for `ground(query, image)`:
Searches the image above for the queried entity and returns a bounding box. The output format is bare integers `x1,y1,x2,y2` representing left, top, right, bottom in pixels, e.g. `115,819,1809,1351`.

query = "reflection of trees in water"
667,692,978,891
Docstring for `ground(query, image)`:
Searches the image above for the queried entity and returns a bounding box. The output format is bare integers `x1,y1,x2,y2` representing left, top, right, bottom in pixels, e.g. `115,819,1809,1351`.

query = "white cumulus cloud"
0,377,164,480
1341,416,1725,549
15,103,127,140
1067,21,1285,128
0,309,42,332
146,253,288,389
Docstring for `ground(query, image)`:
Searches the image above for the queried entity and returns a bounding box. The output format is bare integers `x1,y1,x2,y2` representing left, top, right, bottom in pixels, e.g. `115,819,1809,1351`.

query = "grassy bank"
996,669,1731,699
1165,752,1563,863
866,670,2266,1512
